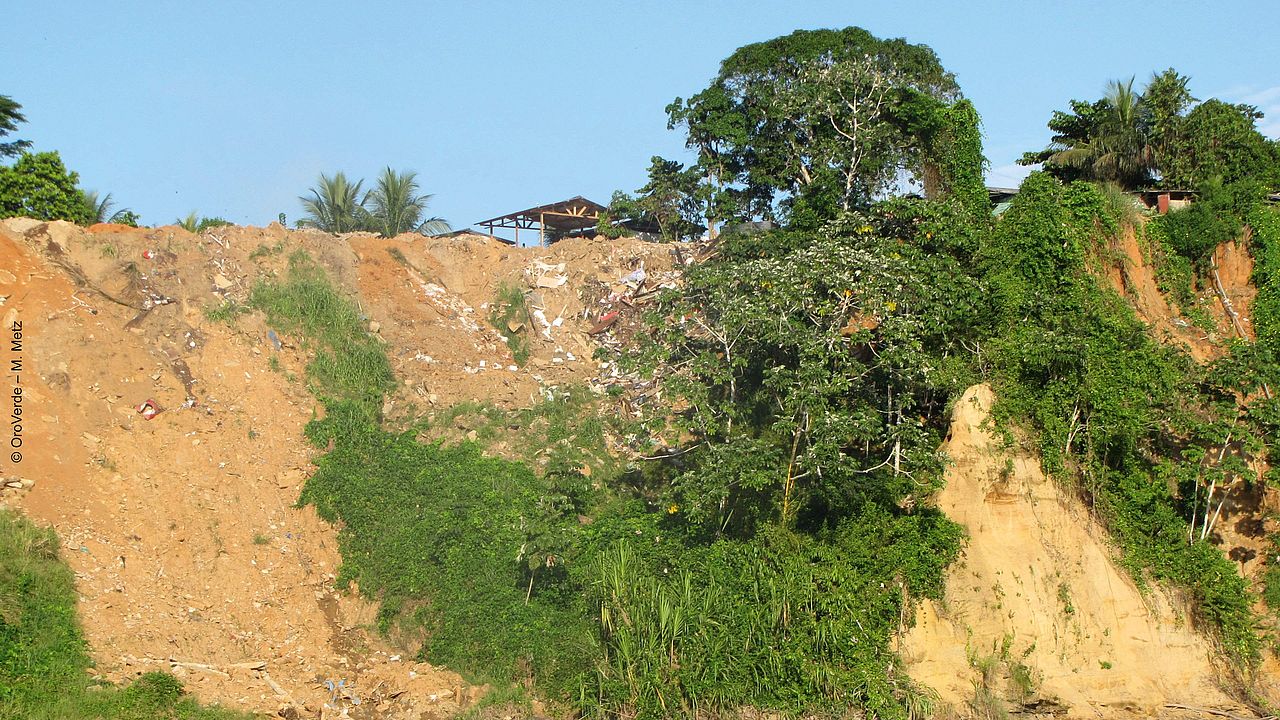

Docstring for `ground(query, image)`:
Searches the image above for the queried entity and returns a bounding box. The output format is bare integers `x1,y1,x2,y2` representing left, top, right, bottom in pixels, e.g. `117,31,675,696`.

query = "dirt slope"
902,385,1243,717
0,219,676,718
1099,225,1257,362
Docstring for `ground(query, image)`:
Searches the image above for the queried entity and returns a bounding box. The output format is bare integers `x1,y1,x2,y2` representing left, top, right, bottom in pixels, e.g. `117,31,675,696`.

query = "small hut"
478,196,607,247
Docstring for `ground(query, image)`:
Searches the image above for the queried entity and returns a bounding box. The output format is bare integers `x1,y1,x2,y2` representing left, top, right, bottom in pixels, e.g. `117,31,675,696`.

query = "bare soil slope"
0,219,675,718
902,385,1243,717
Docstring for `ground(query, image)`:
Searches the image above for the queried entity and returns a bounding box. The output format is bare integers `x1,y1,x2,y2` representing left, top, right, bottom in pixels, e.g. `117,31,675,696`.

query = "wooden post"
515,227,519,246
539,212,545,247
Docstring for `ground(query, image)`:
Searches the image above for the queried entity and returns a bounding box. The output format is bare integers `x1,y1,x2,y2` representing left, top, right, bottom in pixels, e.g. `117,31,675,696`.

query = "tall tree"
298,171,369,233
0,95,31,159
603,157,705,242
668,27,961,226
1159,100,1280,189
364,167,449,237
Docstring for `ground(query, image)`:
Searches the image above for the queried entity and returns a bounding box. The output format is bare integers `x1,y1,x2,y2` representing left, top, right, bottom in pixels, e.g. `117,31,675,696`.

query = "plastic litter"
136,399,161,420
621,268,647,286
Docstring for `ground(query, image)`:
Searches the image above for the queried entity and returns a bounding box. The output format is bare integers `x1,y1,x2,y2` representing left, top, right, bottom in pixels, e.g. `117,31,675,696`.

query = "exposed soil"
2,216,1274,719
1098,223,1259,361
902,385,1246,718
0,219,675,718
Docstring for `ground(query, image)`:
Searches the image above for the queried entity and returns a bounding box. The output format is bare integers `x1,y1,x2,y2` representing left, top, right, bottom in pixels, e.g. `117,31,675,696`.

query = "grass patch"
488,283,533,366
202,300,248,325
0,509,249,720
249,250,393,416
300,403,598,690
248,240,285,260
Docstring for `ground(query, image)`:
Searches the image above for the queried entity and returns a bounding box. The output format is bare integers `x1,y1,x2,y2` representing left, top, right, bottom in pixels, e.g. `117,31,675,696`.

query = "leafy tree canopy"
1023,69,1280,190
0,94,32,159
0,151,92,224
298,168,449,237
600,156,704,242
364,167,450,237
668,27,970,226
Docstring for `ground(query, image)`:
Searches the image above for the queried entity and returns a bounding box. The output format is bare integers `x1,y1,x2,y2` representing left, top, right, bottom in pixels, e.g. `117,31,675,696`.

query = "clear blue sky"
4,1,1278,236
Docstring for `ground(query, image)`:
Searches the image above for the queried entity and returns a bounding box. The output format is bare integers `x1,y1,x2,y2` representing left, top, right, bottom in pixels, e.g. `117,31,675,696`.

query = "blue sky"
4,1,1277,236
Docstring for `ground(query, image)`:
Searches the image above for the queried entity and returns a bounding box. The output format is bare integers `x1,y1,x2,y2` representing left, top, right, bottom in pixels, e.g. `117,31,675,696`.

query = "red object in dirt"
142,249,154,259
136,399,161,420
588,310,621,335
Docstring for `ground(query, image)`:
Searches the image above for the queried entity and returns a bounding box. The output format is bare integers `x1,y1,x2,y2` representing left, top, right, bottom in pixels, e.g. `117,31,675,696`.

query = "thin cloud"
1214,84,1280,139
1240,86,1280,139
986,162,1035,189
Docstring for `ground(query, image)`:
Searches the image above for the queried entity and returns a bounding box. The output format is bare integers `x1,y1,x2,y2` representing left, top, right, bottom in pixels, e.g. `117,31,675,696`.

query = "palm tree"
82,190,137,224
297,171,369,233
365,167,450,237
175,211,200,232
1047,78,1155,189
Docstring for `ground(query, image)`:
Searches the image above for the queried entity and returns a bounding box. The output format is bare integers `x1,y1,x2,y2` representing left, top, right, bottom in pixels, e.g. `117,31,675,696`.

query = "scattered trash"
267,329,282,351
621,267,647,287
588,310,620,335
136,399,162,420
142,249,155,260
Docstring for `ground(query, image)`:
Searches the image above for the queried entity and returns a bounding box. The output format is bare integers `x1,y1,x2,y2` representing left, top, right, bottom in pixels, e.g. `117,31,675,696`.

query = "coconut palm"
82,189,137,224
1047,78,1155,189
365,167,450,237
297,171,370,233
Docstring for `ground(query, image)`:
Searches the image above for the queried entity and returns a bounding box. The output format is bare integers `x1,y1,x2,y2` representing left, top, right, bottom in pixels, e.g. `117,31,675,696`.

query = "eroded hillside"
1,213,1276,720
0,219,674,718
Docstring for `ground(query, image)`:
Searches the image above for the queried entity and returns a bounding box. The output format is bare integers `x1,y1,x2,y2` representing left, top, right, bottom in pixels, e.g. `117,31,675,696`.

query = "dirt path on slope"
0,221,470,719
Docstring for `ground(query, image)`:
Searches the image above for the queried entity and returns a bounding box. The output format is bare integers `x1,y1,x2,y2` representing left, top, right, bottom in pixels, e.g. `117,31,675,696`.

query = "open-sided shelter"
478,196,607,246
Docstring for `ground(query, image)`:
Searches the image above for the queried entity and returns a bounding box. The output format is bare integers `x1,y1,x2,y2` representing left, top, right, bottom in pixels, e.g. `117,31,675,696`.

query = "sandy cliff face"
902,385,1245,717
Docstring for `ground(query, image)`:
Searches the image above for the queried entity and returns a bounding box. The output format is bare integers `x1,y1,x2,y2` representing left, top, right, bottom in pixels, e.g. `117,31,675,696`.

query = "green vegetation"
81,190,139,226
666,27,974,227
175,212,232,233
297,167,449,236
0,509,249,720
599,156,705,242
251,31,1280,719
1023,68,1280,192
301,406,598,689
981,173,1267,662
487,283,533,365
0,151,93,224
202,299,248,325
2,28,1260,720
0,95,32,159
249,251,393,416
